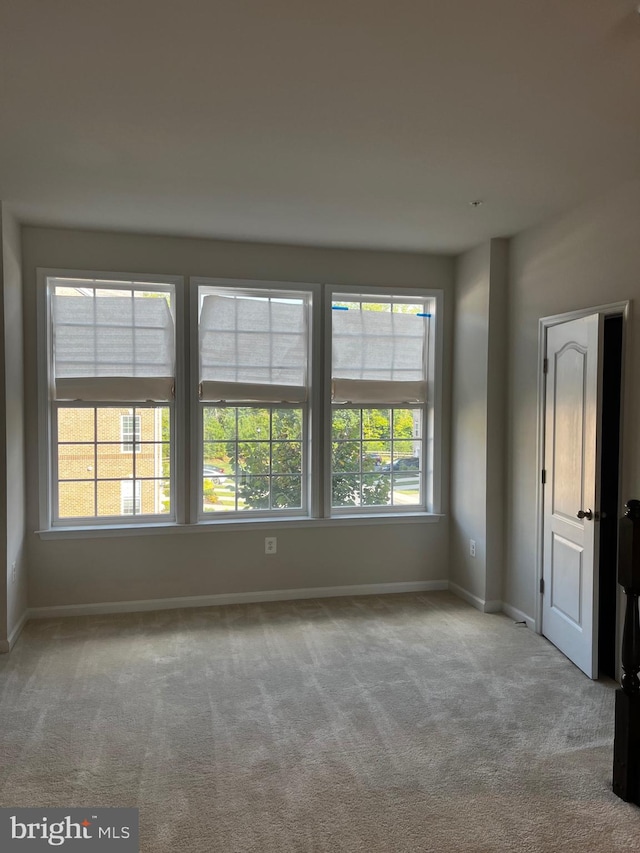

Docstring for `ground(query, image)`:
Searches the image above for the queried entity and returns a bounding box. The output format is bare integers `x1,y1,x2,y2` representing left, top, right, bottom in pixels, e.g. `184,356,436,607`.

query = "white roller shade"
52,294,175,402
331,307,427,404
200,294,308,402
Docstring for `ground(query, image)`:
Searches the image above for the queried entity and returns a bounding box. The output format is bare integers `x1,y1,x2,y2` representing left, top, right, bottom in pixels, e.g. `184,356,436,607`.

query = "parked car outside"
203,464,227,482
362,450,384,470
381,457,420,473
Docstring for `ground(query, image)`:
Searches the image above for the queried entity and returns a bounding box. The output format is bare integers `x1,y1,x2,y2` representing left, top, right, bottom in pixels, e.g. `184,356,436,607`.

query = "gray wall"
0,205,27,645
450,239,507,608
505,178,640,621
0,207,7,641
451,243,490,601
485,240,507,604
22,226,454,609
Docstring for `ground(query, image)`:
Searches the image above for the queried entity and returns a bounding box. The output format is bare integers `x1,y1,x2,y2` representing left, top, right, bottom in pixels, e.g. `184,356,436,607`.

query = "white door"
542,314,603,678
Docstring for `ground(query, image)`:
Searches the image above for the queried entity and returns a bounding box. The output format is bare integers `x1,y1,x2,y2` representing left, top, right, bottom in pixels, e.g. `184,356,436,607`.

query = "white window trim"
190,278,320,523
323,285,443,518
36,512,443,540
37,270,442,534
37,269,185,531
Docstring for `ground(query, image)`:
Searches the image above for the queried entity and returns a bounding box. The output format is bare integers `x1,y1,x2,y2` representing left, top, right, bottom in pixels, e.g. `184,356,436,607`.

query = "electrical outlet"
11,561,16,583
265,537,277,555
469,539,476,558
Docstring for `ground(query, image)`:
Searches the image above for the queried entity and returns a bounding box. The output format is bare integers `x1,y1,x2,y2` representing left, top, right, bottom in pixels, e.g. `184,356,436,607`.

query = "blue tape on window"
332,306,349,310
416,312,432,317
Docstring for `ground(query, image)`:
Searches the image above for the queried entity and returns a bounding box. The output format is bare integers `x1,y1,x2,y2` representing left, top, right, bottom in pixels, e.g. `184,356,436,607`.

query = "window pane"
203,407,236,441
238,476,270,510
332,442,360,474
272,476,302,509
204,443,234,478
199,290,308,391
58,444,95,480
237,408,269,440
332,300,426,384
393,440,415,459
203,477,236,513
272,409,302,440
158,406,171,441
363,409,391,440
96,446,133,480
161,443,171,479
332,475,360,507
362,441,389,471
58,481,95,518
98,480,133,517
332,301,361,311
393,474,420,506
52,284,174,390
272,442,302,474
201,404,306,515
53,402,173,521
49,277,175,527
58,408,94,443
140,479,170,515
395,303,423,315
135,443,165,478
331,403,425,510
330,292,429,515
97,408,129,442
239,442,270,475
394,408,421,436
332,409,360,440
361,302,391,313
363,473,391,506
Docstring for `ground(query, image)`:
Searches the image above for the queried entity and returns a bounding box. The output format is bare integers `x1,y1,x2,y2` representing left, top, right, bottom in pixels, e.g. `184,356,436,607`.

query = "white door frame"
535,301,631,671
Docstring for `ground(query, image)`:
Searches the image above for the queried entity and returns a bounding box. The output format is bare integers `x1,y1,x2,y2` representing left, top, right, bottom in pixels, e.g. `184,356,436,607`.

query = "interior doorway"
598,315,623,680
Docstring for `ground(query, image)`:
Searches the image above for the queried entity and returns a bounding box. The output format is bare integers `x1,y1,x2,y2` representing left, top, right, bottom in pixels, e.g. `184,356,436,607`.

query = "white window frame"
324,285,442,517
37,270,442,534
37,269,185,530
190,278,320,522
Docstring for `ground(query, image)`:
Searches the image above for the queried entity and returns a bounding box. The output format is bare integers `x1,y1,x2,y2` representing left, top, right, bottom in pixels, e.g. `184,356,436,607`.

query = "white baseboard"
8,610,29,648
448,582,488,612
28,580,450,620
448,583,506,616
448,584,536,628
0,609,29,653
501,602,536,631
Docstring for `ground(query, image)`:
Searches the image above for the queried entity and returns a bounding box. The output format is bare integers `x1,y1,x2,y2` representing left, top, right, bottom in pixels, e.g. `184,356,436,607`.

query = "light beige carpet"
1,591,640,852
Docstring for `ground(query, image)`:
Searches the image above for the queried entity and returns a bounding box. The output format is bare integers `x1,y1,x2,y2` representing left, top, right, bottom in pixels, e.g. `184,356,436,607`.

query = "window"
39,271,441,530
120,414,141,452
41,274,178,525
195,282,312,517
329,293,433,514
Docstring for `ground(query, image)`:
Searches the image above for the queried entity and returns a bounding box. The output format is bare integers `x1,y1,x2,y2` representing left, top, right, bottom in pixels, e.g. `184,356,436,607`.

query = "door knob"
577,509,594,521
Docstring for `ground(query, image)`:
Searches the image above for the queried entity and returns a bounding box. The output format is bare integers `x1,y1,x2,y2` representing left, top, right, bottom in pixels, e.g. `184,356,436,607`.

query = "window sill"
36,513,444,540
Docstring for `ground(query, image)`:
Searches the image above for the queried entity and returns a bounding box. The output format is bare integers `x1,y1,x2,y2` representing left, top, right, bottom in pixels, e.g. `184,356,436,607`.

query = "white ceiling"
1,0,639,253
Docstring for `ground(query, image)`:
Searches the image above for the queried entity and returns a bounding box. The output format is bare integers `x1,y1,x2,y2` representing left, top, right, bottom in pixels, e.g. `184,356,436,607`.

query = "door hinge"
541,469,546,484
543,358,548,374
540,578,545,595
